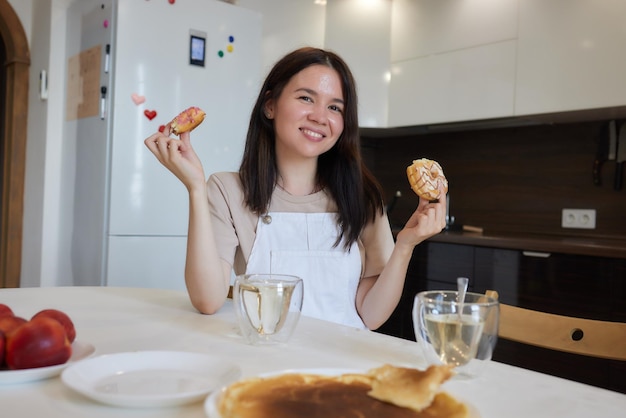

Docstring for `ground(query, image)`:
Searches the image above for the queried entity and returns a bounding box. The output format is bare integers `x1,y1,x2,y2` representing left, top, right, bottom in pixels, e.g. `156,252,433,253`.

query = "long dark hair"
239,47,385,249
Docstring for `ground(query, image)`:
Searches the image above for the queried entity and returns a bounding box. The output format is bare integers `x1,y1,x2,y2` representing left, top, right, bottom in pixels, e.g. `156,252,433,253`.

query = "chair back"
488,290,626,361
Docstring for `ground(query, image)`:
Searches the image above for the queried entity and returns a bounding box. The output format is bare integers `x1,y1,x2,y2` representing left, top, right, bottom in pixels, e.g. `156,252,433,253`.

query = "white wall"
236,0,326,75
324,0,391,127
13,0,78,287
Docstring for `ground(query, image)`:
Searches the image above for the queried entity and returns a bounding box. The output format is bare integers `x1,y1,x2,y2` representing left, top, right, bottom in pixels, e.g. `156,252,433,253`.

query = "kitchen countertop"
427,229,626,259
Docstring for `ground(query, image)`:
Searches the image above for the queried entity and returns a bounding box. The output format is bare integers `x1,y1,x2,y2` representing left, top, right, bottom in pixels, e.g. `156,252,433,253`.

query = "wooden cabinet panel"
474,248,615,320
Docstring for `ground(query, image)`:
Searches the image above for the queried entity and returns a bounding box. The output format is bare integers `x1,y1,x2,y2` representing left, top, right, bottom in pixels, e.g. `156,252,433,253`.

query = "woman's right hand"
144,124,206,192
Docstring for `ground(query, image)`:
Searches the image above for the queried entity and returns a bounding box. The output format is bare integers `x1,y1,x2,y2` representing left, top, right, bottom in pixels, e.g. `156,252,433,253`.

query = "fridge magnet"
169,0,175,4
218,35,235,58
103,19,109,29
144,109,157,120
158,125,166,133
131,93,146,105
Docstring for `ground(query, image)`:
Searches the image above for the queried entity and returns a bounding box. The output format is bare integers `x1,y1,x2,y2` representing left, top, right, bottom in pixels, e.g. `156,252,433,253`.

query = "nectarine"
5,317,72,370
32,308,76,343
0,303,13,317
0,315,27,335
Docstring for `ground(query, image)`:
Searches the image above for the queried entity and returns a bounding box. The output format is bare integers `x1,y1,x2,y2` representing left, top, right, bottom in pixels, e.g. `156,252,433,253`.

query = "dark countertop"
425,230,626,259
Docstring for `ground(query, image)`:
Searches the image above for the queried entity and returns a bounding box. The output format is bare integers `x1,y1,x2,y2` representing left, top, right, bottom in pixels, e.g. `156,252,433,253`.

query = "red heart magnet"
144,110,157,120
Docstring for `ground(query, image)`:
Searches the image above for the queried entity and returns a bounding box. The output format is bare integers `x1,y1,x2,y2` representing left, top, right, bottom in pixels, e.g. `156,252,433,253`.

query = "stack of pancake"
217,364,469,418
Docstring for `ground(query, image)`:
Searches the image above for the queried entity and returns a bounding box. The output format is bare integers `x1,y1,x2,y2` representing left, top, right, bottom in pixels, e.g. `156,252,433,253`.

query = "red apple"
0,315,27,335
31,309,76,343
0,303,13,317
5,317,72,370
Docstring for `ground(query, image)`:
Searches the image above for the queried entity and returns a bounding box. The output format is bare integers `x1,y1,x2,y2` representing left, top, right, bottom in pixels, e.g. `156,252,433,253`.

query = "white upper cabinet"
389,40,516,127
391,0,518,61
388,0,518,127
515,0,626,115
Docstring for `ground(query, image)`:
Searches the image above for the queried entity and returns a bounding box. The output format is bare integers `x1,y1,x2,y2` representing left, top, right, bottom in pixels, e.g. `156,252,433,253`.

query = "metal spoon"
457,277,469,320
445,276,471,366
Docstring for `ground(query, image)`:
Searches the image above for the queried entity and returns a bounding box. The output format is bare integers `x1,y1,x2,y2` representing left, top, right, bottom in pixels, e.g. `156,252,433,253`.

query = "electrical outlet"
561,209,596,229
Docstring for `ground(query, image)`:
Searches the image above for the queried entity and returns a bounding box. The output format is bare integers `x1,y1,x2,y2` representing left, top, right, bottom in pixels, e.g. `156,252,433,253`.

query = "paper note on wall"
66,45,101,120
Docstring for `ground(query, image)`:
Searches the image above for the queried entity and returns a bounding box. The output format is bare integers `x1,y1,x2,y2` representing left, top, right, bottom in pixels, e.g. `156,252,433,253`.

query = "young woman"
144,47,446,330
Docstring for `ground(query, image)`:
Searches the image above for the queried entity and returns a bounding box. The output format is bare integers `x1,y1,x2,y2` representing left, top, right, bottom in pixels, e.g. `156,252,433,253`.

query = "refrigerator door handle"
100,86,107,120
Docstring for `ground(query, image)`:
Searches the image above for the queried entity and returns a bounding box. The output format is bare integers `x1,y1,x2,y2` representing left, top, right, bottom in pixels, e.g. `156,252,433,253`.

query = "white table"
1,287,625,417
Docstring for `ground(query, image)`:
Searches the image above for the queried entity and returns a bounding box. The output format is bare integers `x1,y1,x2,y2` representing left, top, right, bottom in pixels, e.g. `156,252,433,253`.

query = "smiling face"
265,64,345,162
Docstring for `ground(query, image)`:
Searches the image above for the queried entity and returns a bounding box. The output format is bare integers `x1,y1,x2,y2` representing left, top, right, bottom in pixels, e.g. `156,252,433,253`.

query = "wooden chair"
487,291,626,361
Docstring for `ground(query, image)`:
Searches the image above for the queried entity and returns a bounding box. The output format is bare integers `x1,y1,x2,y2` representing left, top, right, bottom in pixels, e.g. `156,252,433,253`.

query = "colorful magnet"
229,36,234,43
158,125,166,133
227,45,234,53
103,19,109,29
169,0,175,4
131,93,146,105
144,110,157,120
218,50,224,58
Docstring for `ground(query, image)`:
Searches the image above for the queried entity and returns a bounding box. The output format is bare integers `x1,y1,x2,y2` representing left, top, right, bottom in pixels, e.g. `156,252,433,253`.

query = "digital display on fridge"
189,34,206,67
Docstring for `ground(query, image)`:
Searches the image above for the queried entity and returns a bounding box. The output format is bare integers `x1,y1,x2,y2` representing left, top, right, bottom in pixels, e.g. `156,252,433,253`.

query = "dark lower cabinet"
375,241,626,394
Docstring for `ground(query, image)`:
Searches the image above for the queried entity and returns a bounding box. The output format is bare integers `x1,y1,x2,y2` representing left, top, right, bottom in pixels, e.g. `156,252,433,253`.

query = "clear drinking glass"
233,274,304,345
413,290,499,377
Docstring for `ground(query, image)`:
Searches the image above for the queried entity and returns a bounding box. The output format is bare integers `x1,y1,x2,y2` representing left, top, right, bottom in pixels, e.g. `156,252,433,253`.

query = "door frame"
0,0,29,288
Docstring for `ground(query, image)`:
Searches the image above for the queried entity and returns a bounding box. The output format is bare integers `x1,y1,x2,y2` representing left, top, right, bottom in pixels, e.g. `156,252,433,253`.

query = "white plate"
0,340,95,385
61,351,241,408
204,367,481,418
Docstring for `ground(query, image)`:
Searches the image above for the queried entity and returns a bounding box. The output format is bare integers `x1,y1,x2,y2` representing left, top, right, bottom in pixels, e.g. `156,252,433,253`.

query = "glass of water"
233,274,304,345
413,290,499,377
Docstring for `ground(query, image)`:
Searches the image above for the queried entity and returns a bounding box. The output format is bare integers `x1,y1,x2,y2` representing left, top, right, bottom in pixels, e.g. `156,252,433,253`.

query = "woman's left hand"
395,183,447,249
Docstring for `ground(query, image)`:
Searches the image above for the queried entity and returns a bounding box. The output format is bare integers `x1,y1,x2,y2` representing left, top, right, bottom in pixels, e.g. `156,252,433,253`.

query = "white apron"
246,212,365,329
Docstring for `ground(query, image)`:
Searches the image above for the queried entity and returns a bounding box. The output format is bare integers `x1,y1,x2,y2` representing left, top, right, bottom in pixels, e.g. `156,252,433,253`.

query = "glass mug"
413,290,499,377
233,274,304,345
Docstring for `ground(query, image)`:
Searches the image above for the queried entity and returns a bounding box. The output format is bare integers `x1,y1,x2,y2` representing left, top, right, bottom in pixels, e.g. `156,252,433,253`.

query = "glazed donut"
406,158,448,201
169,106,206,135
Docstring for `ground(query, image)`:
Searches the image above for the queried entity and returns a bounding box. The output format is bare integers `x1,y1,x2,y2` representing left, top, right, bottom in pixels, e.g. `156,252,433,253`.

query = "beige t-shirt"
206,172,395,280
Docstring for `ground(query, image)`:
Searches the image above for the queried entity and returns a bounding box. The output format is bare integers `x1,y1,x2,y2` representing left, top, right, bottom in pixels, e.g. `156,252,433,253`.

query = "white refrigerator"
67,0,261,289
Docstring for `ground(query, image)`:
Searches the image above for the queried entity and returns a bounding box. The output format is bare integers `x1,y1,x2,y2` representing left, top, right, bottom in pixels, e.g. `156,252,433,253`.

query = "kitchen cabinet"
390,0,518,61
388,0,518,127
377,241,626,393
387,0,626,127
515,0,626,115
388,41,516,127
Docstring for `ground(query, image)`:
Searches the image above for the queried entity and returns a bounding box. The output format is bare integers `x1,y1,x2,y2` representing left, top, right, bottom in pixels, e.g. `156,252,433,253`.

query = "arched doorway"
0,0,29,288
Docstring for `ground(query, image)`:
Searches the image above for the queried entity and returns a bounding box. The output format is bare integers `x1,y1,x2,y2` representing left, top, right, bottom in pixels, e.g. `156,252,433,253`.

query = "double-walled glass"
233,274,304,345
413,290,499,377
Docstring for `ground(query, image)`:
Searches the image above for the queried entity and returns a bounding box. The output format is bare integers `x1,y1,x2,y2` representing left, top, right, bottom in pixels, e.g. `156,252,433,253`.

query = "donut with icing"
406,158,448,201
169,106,206,135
